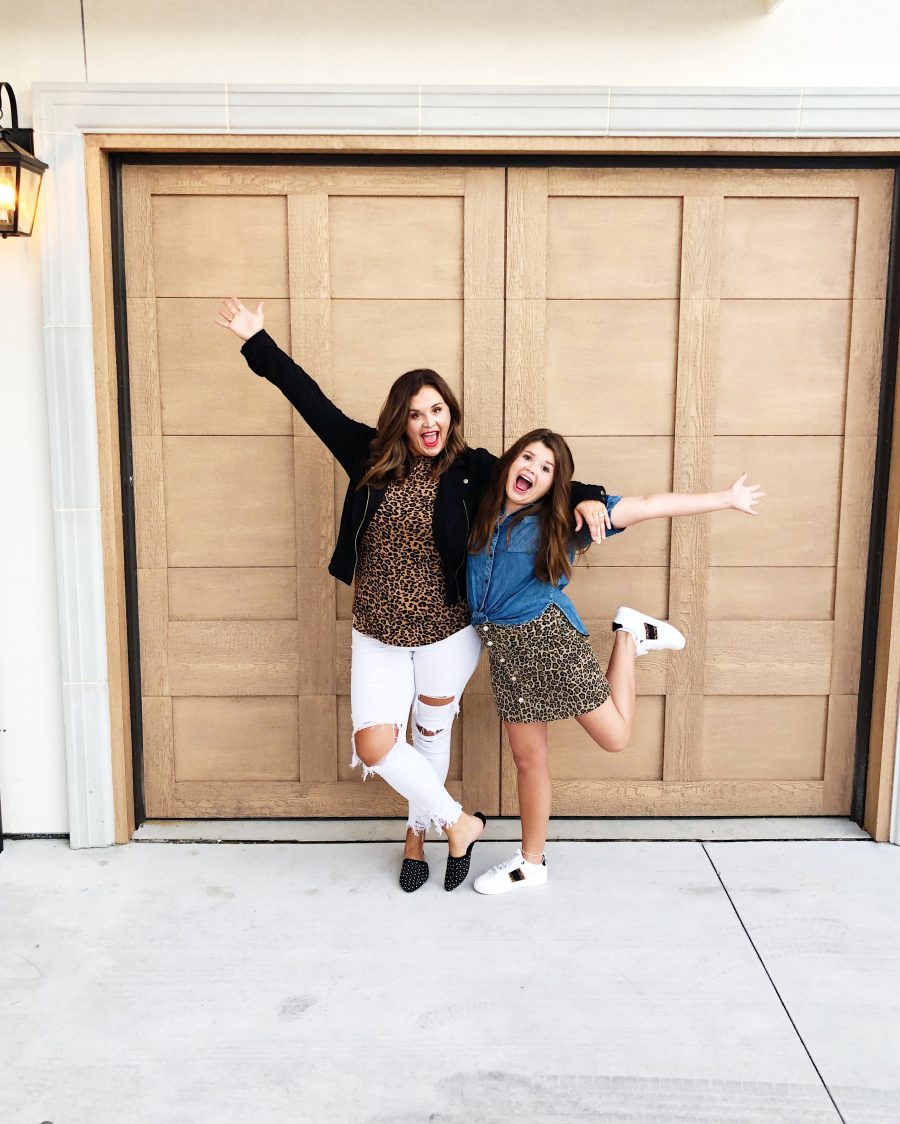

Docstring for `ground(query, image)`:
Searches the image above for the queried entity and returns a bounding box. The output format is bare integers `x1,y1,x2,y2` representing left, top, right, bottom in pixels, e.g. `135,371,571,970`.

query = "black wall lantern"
0,82,49,238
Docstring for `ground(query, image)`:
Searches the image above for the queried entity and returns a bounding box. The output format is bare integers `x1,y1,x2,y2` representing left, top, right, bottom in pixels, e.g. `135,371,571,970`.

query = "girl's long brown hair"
469,429,585,586
358,369,467,489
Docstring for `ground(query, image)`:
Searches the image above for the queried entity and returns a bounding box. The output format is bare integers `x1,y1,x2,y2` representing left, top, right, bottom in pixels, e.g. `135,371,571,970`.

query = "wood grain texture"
544,300,678,437
157,297,293,436
716,300,851,436
705,621,833,695
549,779,825,816
722,196,857,299
167,621,300,696
702,697,828,781
167,568,297,621
329,195,463,299
142,695,175,817
664,196,722,783
506,167,547,300
707,568,834,621
546,195,683,299
163,436,296,567
464,167,505,300
173,697,300,782
151,194,289,297
822,693,858,813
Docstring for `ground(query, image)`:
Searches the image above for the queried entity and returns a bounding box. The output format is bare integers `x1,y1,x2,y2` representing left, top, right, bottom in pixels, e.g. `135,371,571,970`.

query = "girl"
467,429,764,895
217,300,609,892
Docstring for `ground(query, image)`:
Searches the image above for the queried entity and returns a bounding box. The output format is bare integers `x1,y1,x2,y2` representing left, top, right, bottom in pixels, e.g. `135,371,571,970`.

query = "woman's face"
504,441,556,509
405,386,451,457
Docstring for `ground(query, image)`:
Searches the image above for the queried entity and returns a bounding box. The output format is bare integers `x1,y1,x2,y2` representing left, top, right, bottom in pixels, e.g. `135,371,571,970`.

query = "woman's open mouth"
421,430,441,449
513,474,532,495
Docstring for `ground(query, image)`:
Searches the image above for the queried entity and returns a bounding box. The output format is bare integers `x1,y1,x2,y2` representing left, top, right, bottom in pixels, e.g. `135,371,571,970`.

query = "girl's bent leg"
574,630,637,752
505,721,552,860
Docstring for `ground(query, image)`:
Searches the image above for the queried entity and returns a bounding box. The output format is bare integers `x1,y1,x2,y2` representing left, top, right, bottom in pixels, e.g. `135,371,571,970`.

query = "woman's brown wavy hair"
358,369,466,489
469,429,581,586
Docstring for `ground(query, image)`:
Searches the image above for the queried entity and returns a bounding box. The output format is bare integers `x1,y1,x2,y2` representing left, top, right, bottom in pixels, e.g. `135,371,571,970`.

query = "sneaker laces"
485,852,526,876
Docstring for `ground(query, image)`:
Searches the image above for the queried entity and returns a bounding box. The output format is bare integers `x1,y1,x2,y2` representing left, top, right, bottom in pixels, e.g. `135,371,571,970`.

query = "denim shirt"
468,496,624,635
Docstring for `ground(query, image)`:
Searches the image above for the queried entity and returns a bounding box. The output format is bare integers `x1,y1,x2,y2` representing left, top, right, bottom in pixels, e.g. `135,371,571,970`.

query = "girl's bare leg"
575,630,637,753
505,721,552,860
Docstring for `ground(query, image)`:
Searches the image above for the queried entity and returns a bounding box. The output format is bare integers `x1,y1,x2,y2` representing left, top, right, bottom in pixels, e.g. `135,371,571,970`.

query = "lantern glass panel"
0,164,15,233
16,165,42,236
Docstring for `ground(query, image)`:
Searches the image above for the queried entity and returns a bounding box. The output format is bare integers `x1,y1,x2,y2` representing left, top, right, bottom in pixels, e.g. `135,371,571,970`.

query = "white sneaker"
473,850,548,895
612,606,686,657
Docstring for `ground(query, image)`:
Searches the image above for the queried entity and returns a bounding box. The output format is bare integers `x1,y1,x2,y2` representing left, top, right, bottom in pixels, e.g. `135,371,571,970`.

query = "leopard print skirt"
477,604,610,724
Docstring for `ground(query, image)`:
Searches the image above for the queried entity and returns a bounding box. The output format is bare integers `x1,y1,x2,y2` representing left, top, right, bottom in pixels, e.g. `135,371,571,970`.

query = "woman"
467,429,764,895
216,300,609,892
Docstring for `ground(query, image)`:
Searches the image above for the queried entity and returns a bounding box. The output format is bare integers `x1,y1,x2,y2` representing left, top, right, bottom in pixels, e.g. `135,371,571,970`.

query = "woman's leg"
505,721,552,860
574,630,637,753
406,625,484,853
350,628,484,848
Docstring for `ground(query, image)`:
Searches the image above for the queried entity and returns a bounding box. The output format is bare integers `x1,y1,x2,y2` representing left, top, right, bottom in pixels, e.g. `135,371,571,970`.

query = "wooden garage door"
504,167,892,816
123,164,504,818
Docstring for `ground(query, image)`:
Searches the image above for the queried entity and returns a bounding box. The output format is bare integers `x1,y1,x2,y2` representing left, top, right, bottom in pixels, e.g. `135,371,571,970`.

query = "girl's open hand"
574,499,613,543
216,297,264,341
728,473,765,515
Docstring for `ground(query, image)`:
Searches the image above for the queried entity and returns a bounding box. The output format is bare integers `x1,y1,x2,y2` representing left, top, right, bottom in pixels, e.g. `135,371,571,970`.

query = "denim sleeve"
573,494,626,551
605,494,625,536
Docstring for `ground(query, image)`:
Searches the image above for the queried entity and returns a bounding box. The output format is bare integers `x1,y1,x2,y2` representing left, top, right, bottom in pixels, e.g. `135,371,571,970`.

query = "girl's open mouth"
514,474,532,495
421,431,440,449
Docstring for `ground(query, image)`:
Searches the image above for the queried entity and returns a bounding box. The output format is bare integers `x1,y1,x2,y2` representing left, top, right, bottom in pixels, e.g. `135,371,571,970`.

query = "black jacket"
240,330,605,605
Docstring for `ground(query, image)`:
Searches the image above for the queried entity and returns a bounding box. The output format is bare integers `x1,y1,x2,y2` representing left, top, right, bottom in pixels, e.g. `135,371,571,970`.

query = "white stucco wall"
4,0,900,832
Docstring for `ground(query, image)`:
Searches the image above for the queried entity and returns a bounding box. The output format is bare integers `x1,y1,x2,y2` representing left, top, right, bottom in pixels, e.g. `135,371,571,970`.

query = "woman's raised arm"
216,297,374,476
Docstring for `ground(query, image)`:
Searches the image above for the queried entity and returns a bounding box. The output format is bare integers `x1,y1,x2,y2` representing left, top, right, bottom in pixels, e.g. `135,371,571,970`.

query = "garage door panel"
702,696,828,781
329,196,463,299
709,437,842,567
168,621,300,696
164,436,297,567
547,196,683,298
567,565,669,621
722,196,857,299
549,697,665,781
168,567,297,621
330,299,463,425
707,568,834,621
705,621,833,695
173,696,300,782
157,297,293,436
152,194,289,298
716,300,851,436
544,300,678,436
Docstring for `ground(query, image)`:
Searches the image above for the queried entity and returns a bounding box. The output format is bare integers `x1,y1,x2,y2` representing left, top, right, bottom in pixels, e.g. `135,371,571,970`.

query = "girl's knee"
352,723,400,768
600,730,630,754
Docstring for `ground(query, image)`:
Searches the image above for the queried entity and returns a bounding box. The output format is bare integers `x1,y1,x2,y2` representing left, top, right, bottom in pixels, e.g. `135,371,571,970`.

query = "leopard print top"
352,456,471,647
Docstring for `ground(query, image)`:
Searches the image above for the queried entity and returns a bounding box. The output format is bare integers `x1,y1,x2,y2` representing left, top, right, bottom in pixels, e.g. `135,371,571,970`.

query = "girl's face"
406,386,450,457
504,441,556,509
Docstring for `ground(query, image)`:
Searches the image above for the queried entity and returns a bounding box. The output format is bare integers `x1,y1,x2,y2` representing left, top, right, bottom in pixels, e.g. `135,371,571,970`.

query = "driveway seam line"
700,841,847,1124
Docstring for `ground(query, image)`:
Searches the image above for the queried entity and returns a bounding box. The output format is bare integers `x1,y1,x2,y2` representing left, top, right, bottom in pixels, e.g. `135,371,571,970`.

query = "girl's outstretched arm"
609,473,765,529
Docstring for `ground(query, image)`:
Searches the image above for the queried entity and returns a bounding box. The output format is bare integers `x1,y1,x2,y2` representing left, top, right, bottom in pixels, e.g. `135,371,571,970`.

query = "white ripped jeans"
350,624,483,834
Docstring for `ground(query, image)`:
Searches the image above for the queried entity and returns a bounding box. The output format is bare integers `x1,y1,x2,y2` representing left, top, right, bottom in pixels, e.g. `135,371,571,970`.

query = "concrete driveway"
2,828,898,1124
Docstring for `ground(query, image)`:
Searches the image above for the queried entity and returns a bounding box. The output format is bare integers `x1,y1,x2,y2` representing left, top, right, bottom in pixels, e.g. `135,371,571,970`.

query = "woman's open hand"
727,473,765,515
216,297,264,341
